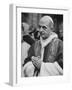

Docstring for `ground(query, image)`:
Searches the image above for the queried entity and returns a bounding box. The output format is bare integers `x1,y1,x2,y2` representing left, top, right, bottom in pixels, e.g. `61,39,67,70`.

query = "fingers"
31,56,41,69
32,57,38,67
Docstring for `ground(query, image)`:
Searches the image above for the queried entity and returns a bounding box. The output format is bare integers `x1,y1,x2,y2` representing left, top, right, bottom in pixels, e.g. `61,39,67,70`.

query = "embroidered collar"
40,32,58,48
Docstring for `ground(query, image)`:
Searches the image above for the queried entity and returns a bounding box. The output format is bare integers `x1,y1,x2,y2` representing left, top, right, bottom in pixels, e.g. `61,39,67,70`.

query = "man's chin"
41,36,47,40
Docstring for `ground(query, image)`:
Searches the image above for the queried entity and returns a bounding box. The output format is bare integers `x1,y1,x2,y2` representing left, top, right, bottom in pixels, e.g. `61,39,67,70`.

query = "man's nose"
39,27,43,32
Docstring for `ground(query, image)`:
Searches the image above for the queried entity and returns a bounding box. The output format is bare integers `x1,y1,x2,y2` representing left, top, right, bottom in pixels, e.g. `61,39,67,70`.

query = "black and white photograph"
21,12,63,77
9,4,71,86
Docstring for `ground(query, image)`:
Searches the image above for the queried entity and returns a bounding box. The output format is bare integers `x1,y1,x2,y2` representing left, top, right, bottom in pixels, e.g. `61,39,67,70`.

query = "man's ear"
48,21,54,31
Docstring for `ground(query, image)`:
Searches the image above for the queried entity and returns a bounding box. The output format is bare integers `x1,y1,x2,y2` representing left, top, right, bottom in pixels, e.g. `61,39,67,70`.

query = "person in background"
23,16,63,77
29,25,40,40
21,22,35,77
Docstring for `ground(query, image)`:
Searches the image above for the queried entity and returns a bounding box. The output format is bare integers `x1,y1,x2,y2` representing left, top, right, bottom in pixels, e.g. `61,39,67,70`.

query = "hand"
31,56,42,70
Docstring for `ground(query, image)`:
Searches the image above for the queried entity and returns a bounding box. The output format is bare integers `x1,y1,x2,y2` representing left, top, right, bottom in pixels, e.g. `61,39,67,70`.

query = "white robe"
39,62,63,76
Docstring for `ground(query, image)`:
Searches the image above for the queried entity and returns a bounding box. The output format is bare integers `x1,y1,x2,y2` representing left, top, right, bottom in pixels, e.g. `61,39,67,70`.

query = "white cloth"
40,32,58,61
21,42,30,63
39,62,63,76
21,42,30,77
23,61,35,77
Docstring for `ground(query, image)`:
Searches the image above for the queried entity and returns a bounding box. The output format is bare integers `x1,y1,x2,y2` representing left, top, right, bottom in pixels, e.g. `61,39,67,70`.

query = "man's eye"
42,26,47,30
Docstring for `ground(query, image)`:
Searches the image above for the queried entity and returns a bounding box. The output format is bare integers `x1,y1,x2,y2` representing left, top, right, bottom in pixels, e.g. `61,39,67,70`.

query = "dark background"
21,13,63,35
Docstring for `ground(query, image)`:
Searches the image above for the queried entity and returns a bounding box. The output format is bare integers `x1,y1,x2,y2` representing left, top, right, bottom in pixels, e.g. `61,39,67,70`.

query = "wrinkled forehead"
39,16,53,27
39,20,49,27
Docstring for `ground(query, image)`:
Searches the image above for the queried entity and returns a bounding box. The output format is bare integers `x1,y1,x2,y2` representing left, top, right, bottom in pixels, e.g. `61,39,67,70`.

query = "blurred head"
21,22,30,41
38,16,54,40
22,22,30,35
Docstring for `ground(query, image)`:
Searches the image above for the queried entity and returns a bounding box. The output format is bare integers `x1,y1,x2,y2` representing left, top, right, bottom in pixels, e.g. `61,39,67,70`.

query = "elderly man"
23,16,63,76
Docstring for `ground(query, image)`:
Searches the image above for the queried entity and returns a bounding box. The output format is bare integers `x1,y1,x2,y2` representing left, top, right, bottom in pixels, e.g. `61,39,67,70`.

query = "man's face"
38,21,50,40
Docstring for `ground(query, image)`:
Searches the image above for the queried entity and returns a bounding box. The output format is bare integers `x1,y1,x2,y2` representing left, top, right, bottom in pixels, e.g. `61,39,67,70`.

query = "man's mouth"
40,32,45,36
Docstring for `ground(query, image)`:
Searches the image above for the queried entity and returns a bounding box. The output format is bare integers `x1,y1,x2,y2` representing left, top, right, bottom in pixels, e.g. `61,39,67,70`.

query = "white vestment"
21,41,30,77
39,62,63,76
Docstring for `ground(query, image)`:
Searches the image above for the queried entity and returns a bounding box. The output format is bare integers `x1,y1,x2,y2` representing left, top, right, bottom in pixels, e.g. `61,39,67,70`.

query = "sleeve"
23,35,35,45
